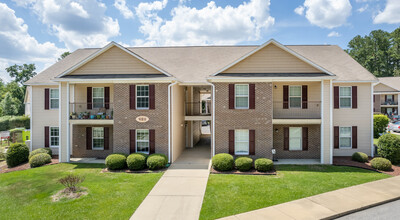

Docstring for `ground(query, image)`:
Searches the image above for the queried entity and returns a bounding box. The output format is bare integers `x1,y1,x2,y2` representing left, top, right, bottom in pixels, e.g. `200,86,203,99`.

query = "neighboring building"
373,77,400,116
25,39,377,164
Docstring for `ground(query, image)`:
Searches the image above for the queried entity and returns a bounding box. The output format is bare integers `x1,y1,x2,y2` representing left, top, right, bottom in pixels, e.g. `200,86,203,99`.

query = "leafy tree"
1,92,20,116
5,64,36,86
58,51,71,61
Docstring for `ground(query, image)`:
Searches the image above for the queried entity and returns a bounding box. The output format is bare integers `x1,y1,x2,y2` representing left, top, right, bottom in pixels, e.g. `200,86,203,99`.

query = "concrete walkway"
220,176,400,220
131,136,211,220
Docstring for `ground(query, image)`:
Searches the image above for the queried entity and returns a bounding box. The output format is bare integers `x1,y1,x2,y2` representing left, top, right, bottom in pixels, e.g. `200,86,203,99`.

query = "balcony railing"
273,101,321,119
69,103,113,120
185,101,211,116
381,101,398,105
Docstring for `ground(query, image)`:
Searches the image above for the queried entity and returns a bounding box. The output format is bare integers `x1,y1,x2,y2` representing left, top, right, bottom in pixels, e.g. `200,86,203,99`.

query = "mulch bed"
0,157,59,174
210,167,277,175
101,167,167,173
333,156,400,176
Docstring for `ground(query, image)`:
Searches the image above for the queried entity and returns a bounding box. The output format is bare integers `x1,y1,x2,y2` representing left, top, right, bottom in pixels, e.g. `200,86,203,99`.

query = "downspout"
205,81,215,158
168,81,178,163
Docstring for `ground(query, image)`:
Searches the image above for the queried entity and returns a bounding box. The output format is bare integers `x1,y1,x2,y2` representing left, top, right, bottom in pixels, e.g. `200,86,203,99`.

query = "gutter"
168,81,178,163
205,81,216,158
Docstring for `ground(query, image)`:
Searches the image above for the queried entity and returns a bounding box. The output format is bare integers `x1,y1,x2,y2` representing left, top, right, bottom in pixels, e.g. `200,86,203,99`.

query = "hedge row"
0,115,30,131
105,153,168,171
212,153,274,172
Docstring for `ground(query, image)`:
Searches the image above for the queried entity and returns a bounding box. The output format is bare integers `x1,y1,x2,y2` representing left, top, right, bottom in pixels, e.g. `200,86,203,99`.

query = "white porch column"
59,82,69,162
320,80,324,164
321,80,332,164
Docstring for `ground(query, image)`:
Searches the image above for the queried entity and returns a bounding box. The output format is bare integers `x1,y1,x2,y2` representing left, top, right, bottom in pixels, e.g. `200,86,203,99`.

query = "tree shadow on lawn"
275,164,383,174
70,163,105,169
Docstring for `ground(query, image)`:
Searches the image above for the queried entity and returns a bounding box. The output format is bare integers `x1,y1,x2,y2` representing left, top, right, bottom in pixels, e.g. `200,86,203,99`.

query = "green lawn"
200,165,390,220
0,163,162,220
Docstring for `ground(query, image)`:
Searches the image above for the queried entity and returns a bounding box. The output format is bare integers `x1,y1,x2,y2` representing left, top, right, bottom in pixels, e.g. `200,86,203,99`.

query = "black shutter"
149,85,155,109
249,84,255,109
104,127,109,150
44,89,50,110
229,84,234,109
149,129,155,154
229,130,234,154
87,87,92,109
44,126,49,147
130,129,136,153
86,127,92,150
302,85,308,109
283,85,289,109
129,85,136,110
249,130,255,155
104,87,110,109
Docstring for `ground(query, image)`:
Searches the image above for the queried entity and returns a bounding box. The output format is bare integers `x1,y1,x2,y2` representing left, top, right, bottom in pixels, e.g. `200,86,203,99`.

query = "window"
235,130,249,155
235,84,249,109
50,127,59,147
339,127,352,148
136,85,149,109
339,87,352,108
92,88,104,108
289,86,301,108
50,89,59,109
92,127,104,150
136,129,149,153
289,127,302,151
387,95,394,102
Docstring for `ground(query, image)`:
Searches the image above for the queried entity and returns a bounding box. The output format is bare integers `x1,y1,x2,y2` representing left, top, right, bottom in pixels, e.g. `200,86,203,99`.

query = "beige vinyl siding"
71,84,114,114
70,46,162,75
31,85,59,155
374,83,398,92
171,84,185,162
322,80,331,164
273,81,321,104
333,83,372,156
222,44,322,74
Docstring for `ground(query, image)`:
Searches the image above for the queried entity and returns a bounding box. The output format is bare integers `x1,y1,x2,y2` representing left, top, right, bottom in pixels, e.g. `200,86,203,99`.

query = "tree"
1,92,20,116
58,51,71,61
5,82,25,115
5,64,37,86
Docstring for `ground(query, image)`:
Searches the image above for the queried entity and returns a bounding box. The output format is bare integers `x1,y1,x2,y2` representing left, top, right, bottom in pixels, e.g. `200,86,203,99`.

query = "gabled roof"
376,77,400,91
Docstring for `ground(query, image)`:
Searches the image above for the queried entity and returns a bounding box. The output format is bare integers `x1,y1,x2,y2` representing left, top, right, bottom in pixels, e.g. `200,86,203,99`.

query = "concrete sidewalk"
220,176,400,220
131,137,211,220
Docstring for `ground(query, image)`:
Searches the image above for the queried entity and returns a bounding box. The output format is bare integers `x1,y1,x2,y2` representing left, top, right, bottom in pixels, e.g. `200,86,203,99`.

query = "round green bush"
29,148,52,160
254,158,274,172
374,114,390,138
127,153,147,170
352,152,369,163
371,157,392,171
378,134,400,164
6,143,29,168
105,154,127,170
147,154,168,170
212,153,234,171
235,157,253,171
29,153,52,168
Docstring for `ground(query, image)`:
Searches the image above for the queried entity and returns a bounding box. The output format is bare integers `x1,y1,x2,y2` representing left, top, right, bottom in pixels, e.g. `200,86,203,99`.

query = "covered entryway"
170,135,211,169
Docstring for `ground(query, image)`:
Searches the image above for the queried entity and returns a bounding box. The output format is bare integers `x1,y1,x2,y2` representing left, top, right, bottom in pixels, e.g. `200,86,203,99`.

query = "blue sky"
0,0,399,82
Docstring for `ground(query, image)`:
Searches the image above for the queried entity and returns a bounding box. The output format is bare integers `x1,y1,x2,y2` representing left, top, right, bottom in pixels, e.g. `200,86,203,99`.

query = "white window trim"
339,86,352,108
92,127,104,150
234,129,249,155
339,126,352,149
50,126,59,148
92,87,105,109
289,85,302,109
50,88,59,110
235,84,249,109
136,129,150,154
136,85,150,110
289,127,302,151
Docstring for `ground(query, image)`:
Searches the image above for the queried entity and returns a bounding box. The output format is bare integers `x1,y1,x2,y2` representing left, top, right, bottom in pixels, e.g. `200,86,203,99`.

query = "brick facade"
273,124,320,159
72,125,114,158
214,82,274,159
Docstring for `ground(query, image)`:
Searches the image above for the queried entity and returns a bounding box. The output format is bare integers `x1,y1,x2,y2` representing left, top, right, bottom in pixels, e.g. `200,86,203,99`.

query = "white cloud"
374,0,400,24
134,0,275,46
327,31,340,37
357,4,368,13
295,0,352,29
114,0,134,19
294,6,304,15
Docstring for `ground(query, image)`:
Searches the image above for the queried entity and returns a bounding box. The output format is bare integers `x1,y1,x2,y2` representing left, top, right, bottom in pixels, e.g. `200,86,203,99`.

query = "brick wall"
113,83,169,156
214,82,274,159
273,124,320,159
72,125,113,158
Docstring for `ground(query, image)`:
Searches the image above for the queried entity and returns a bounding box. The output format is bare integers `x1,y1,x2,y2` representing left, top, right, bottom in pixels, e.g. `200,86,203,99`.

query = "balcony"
69,102,113,125
381,101,398,106
185,101,211,121
273,101,321,124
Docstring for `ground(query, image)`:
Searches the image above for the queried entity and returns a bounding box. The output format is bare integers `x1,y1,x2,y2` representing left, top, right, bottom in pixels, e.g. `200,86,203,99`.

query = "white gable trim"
212,39,335,76
374,82,399,92
56,42,172,78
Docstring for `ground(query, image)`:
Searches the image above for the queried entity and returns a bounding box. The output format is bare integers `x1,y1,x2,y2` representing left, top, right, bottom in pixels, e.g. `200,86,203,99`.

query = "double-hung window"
235,84,249,109
50,89,59,109
92,127,104,150
235,129,249,155
339,127,352,148
289,127,302,150
136,129,149,153
50,127,59,147
289,86,301,108
339,87,352,108
92,88,104,108
387,95,394,104
136,85,149,109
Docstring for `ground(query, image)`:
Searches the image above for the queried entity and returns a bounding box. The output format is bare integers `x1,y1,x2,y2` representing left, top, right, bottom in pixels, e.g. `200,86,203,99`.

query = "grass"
0,163,163,220
200,165,390,220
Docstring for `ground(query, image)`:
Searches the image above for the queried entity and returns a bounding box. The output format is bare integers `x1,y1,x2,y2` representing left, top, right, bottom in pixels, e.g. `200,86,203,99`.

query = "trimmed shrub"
374,114,390,138
352,152,369,163
147,154,168,170
127,153,147,170
29,153,52,168
212,153,234,171
235,157,253,171
255,158,274,172
6,143,29,167
105,154,127,170
29,148,52,160
371,157,392,171
378,134,400,164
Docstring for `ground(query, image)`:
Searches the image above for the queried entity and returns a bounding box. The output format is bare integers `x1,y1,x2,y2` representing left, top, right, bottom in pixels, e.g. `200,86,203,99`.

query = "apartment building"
373,77,400,116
